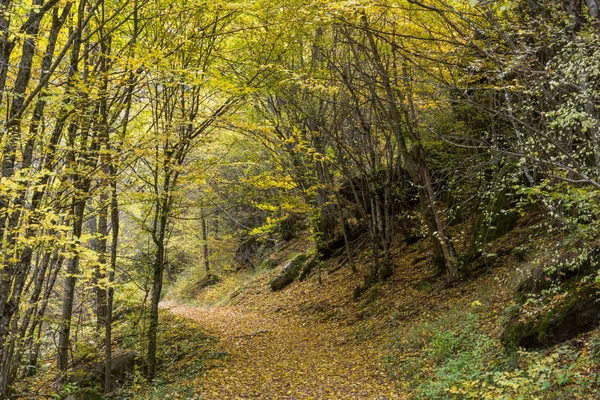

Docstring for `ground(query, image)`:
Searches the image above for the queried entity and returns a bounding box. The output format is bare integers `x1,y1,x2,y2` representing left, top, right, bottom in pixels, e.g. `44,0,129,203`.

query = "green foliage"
53,386,103,400
52,382,79,399
388,309,502,398
388,307,598,399
126,382,201,400
590,335,600,363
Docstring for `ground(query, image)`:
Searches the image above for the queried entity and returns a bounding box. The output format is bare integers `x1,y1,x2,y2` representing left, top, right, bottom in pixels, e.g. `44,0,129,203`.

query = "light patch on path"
162,302,403,399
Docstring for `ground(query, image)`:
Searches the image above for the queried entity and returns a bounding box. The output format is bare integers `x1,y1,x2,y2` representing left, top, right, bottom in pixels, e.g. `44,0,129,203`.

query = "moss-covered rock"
234,236,275,269
514,245,600,302
270,254,307,291
258,257,278,271
68,350,139,390
198,273,221,289
298,255,318,281
501,283,600,350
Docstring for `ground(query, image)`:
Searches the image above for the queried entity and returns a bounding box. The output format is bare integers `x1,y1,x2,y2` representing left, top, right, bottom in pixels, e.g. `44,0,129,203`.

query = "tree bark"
56,0,90,378
147,210,167,381
202,217,210,274
105,177,119,393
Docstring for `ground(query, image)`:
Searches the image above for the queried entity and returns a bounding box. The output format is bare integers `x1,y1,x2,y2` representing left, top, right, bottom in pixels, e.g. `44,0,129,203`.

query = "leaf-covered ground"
162,301,401,399
155,220,541,399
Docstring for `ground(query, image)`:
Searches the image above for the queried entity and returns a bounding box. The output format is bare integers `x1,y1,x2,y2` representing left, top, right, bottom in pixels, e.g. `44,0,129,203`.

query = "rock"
514,246,600,302
269,254,307,291
317,230,362,260
501,284,600,349
234,236,276,269
69,350,139,389
298,255,318,281
258,257,277,271
198,273,221,289
109,350,139,386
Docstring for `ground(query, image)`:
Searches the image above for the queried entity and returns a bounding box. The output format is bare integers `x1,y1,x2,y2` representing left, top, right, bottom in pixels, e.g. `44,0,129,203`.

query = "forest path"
162,301,402,399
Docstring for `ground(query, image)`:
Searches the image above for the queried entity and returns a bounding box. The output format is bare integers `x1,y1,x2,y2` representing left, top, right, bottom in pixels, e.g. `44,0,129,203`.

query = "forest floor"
16,217,600,399
161,301,401,399
154,226,524,399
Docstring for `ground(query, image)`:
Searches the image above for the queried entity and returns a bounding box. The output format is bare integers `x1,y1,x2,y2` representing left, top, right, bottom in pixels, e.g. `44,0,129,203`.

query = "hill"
124,213,600,399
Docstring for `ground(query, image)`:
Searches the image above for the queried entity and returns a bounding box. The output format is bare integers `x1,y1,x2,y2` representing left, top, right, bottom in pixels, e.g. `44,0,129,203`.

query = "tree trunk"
147,194,169,381
96,194,108,331
360,18,458,280
0,3,64,394
27,253,64,376
202,217,210,274
0,0,15,106
147,232,165,381
57,199,86,377
105,178,119,393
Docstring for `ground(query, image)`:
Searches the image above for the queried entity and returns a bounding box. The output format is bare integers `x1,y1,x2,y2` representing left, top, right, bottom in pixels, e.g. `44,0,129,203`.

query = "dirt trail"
162,302,402,400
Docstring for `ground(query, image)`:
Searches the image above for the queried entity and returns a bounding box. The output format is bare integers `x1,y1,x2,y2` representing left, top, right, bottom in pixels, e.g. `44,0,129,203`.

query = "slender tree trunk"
334,194,356,273
202,217,210,275
147,187,170,380
360,18,458,280
0,0,14,106
413,146,458,280
105,178,119,393
96,194,108,330
147,226,165,380
56,0,87,380
27,253,64,376
0,0,49,244
57,199,86,376
586,0,600,21
0,3,62,395
6,250,53,386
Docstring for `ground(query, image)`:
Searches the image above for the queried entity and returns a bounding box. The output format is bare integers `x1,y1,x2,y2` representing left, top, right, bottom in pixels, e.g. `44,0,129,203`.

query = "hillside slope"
137,217,600,399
